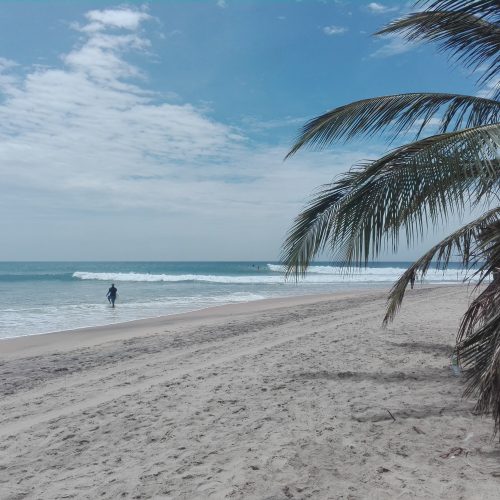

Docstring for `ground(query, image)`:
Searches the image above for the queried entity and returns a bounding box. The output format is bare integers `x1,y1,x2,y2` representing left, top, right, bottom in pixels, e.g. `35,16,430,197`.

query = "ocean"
0,261,469,339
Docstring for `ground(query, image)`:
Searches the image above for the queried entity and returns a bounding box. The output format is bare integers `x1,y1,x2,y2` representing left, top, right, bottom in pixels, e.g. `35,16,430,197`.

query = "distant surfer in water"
107,283,118,308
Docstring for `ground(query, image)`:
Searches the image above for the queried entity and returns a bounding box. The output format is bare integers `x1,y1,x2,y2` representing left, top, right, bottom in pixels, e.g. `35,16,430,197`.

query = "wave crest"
73,266,466,284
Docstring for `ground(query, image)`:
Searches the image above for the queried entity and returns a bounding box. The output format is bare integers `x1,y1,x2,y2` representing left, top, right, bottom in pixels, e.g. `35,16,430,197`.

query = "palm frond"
460,308,500,435
376,11,500,86
286,94,500,158
457,263,500,433
492,84,500,102
283,0,500,438
417,1,500,20
327,125,499,261
384,208,500,324
385,215,500,432
281,171,360,279
282,124,500,276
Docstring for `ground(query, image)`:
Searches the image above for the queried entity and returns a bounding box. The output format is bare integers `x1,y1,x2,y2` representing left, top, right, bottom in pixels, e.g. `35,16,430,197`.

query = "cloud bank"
0,8,245,214
0,7,370,259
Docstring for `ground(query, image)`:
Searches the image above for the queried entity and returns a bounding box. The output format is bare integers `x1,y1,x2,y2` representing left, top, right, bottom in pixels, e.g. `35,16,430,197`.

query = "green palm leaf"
283,0,500,434
417,1,500,20
384,207,500,324
283,124,500,275
282,170,363,279
377,10,500,86
457,223,500,433
286,94,500,158
459,306,500,434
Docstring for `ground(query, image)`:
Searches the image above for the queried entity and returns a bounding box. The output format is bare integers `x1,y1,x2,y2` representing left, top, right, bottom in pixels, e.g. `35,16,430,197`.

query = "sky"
0,0,482,261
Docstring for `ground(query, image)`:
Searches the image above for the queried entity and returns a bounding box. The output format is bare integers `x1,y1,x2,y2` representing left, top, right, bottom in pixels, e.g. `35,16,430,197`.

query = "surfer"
106,283,118,308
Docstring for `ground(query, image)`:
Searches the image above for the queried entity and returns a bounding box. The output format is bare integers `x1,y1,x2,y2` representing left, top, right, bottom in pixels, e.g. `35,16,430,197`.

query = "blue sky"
0,1,480,260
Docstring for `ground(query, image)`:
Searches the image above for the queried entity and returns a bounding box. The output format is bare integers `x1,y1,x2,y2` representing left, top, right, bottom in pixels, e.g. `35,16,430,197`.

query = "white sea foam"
0,291,270,339
266,263,466,278
73,267,466,284
2,263,472,340
73,272,288,283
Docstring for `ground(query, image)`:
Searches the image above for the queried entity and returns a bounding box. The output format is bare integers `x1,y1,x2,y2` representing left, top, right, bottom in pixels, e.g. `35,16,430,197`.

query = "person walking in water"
107,283,118,308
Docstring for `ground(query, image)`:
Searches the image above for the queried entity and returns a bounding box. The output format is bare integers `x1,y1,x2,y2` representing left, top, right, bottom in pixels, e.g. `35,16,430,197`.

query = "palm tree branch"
324,125,500,264
376,10,500,86
457,285,500,434
383,207,500,324
283,124,499,276
281,170,362,278
286,93,500,158
416,1,500,20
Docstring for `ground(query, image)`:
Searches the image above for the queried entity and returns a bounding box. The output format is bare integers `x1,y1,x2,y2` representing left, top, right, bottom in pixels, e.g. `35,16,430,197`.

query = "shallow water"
0,261,469,338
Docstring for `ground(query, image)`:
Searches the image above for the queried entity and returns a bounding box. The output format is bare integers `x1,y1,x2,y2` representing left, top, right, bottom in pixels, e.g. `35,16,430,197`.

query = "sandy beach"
1,285,499,499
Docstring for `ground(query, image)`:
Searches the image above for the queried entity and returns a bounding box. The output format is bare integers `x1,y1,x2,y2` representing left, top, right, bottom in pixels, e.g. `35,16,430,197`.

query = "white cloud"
0,8,243,216
474,64,500,98
0,6,386,260
0,57,19,91
477,78,500,98
216,0,227,8
63,34,151,84
323,25,348,36
366,2,399,14
370,34,418,58
83,8,151,32
0,57,17,71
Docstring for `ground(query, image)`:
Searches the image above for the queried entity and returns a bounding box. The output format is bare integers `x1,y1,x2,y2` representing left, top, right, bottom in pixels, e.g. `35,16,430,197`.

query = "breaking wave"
73,265,467,284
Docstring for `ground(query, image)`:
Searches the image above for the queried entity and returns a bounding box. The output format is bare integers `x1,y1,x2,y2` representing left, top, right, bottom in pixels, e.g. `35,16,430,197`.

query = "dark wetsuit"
107,286,118,307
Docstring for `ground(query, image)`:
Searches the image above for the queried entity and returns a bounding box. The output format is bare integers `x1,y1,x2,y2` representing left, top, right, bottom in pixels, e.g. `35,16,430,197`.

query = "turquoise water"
0,261,468,339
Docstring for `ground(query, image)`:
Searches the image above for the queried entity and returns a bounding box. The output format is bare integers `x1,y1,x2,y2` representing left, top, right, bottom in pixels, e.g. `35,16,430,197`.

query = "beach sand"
1,285,499,499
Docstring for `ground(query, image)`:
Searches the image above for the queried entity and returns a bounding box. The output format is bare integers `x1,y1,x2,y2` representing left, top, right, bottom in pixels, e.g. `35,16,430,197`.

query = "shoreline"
0,284,463,358
1,282,397,342
0,287,391,358
1,260,471,342
2,284,498,498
